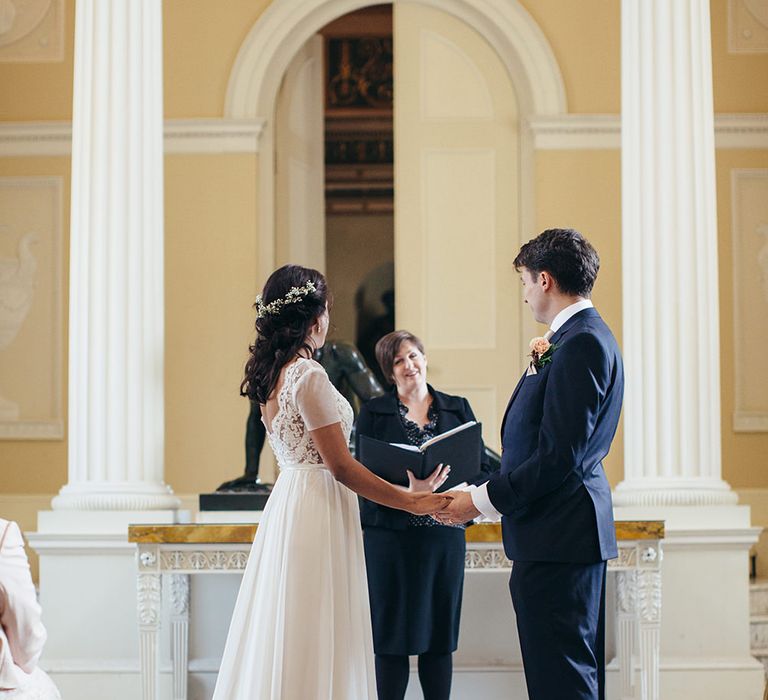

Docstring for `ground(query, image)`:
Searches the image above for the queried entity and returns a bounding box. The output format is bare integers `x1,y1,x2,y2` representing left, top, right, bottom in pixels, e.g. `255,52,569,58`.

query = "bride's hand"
405,464,451,493
405,491,454,516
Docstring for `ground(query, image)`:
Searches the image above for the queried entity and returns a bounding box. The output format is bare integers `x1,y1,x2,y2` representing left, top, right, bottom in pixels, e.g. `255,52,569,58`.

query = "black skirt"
363,525,466,655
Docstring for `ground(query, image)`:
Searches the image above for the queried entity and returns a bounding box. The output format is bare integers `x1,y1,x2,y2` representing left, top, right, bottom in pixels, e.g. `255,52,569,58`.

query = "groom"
437,228,623,700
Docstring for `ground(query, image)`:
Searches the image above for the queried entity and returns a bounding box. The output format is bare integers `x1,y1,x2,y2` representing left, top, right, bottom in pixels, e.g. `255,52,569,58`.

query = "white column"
52,0,178,510
614,0,735,507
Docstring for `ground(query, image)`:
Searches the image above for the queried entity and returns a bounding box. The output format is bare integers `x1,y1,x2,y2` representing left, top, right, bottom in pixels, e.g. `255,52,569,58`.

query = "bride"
212,265,452,700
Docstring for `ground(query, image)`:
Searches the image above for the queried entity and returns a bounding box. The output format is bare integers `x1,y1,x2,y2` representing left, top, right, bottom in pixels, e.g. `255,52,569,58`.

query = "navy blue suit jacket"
487,307,622,563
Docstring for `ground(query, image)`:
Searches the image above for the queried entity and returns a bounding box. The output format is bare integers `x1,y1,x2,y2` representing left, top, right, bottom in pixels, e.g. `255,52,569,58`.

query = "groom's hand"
434,490,480,525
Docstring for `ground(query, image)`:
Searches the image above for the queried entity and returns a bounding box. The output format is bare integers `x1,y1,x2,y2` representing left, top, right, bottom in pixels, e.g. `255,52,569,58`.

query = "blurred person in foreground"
0,519,60,699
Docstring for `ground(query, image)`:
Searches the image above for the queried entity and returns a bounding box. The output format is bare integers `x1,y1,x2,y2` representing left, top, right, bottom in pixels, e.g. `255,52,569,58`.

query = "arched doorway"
225,0,566,282
226,0,566,455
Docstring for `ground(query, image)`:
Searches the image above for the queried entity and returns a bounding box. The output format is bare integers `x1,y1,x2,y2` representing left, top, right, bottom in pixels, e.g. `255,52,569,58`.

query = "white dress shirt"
469,299,594,521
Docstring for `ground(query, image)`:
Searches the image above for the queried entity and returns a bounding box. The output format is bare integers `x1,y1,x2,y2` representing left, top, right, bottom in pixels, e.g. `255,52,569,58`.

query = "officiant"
355,330,495,700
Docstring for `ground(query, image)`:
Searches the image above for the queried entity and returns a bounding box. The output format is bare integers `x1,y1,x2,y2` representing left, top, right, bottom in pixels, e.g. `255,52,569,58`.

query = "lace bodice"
265,358,353,468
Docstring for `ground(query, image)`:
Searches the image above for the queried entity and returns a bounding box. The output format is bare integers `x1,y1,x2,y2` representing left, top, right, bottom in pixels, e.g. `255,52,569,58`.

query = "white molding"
163,119,265,153
0,119,266,157
716,114,768,148
2,114,765,157
730,168,768,434
662,527,762,549
0,122,72,156
26,532,138,555
225,0,566,121
528,114,620,149
734,411,768,432
529,113,768,150
0,419,64,439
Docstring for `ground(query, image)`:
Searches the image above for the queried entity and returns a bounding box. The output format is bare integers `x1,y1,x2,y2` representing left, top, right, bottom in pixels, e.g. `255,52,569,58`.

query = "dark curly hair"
240,265,329,404
513,228,600,297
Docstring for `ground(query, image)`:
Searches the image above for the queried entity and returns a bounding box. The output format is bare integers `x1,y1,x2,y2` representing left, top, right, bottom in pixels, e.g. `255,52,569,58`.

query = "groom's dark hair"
514,228,600,297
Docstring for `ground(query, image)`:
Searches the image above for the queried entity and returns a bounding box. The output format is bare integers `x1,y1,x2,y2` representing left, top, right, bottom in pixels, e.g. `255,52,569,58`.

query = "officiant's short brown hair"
514,228,600,297
375,330,426,385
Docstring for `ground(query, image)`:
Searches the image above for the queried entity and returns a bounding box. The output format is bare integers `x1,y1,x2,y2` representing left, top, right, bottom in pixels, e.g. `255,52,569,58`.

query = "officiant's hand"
405,464,451,492
405,492,454,516
434,490,480,525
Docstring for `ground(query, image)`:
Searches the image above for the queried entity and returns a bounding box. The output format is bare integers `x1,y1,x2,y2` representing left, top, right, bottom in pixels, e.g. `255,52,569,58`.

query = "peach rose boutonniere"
528,336,557,372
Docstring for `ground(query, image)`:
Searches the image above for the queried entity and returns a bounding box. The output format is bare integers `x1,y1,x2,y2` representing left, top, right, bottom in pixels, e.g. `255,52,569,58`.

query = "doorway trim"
224,0,567,285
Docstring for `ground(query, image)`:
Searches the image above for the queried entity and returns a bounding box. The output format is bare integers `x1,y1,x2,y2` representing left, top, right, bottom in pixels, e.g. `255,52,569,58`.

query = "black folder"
358,422,483,491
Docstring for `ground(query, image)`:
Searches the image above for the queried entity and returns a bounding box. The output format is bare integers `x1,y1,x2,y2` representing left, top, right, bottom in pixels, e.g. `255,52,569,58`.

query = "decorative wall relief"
732,169,768,432
729,0,768,53
0,0,63,62
0,177,62,438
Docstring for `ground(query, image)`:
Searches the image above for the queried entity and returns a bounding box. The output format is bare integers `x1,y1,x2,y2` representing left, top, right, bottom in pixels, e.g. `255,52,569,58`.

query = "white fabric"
0,520,59,698
549,298,593,333
468,483,501,523
293,365,345,431
470,301,592,520
0,667,61,699
212,358,376,700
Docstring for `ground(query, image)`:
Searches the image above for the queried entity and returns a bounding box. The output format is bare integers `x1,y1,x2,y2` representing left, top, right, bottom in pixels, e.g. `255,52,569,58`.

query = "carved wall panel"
0,177,62,438
0,0,63,62
729,0,768,53
423,147,496,349
731,169,768,431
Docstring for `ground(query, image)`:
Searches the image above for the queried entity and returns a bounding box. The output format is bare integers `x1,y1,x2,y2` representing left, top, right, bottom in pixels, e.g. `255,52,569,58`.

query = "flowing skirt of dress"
212,463,376,700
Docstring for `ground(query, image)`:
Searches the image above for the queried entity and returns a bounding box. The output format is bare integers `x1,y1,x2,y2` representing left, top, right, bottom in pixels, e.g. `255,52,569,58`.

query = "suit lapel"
500,371,527,440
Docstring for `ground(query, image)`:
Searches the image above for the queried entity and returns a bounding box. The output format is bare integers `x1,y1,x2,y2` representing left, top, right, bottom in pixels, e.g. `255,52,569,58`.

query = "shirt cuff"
469,482,502,522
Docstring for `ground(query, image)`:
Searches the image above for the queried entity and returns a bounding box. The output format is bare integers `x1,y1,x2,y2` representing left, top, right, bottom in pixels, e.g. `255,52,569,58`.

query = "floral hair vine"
255,280,317,319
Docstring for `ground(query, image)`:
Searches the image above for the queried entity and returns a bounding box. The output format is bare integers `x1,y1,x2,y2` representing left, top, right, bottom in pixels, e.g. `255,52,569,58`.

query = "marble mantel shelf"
128,519,664,545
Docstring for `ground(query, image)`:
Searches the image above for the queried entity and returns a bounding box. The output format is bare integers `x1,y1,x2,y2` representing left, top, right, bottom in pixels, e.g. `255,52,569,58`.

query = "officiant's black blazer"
355,386,494,530
487,307,622,563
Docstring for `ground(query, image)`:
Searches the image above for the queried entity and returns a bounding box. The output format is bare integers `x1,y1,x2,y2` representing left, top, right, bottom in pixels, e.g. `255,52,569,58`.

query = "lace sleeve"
293,367,343,431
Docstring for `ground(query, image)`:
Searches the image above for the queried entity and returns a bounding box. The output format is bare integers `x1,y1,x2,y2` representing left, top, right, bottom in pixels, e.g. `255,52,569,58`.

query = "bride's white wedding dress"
212,357,376,699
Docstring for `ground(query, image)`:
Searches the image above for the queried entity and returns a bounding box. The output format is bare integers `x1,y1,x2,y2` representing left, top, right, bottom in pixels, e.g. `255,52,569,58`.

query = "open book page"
417,421,477,452
390,443,420,452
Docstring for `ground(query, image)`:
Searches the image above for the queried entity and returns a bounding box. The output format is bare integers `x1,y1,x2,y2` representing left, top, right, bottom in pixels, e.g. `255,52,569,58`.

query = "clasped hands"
400,464,481,524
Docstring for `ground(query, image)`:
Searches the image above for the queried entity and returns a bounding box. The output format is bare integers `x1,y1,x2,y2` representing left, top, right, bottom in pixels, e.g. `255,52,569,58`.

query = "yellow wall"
164,154,259,493
164,0,271,118
0,3,74,121
0,2,766,525
518,0,621,113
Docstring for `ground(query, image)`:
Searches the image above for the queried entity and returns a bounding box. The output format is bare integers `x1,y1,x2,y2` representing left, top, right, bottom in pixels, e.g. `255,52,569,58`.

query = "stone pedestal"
613,506,764,699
